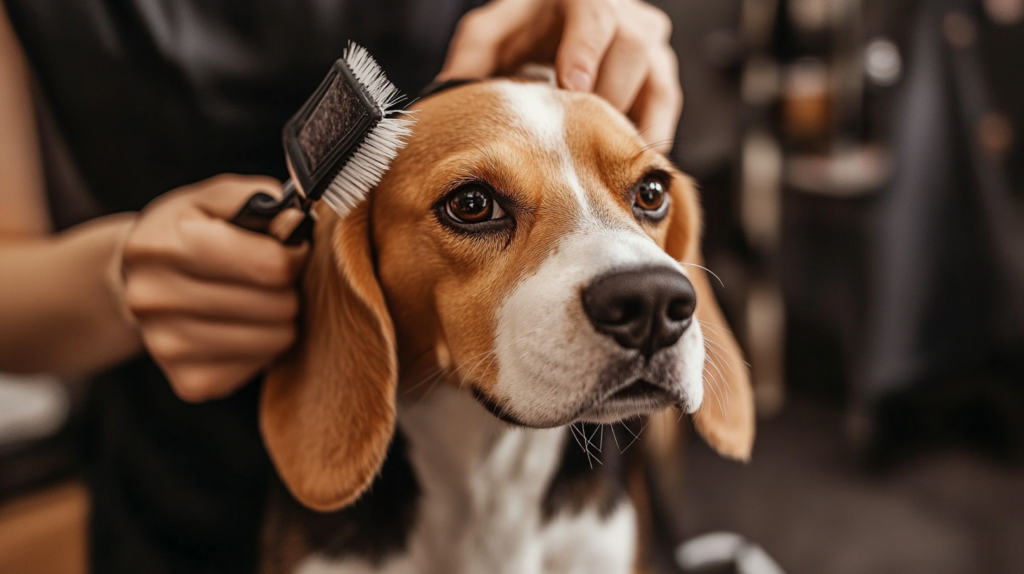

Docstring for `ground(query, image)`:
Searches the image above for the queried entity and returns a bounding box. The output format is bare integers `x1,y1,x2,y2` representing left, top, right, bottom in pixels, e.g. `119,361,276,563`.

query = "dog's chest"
292,387,637,574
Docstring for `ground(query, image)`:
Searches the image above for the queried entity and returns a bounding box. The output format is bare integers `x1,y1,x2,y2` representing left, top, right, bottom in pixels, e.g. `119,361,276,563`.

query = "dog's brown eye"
445,186,506,224
632,173,670,222
448,188,491,222
636,177,666,212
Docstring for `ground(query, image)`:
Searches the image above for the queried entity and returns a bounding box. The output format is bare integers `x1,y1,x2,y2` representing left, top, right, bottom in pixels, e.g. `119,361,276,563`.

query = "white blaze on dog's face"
372,80,707,429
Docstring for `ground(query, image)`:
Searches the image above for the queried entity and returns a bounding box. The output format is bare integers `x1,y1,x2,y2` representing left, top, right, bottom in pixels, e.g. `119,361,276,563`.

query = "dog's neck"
396,386,570,572
397,384,566,499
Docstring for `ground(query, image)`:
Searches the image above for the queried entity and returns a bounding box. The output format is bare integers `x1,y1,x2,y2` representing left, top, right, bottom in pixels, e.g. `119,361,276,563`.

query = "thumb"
189,175,283,220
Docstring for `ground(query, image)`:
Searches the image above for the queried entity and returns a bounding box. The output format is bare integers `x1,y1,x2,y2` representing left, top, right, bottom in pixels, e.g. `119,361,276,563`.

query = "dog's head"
261,80,754,511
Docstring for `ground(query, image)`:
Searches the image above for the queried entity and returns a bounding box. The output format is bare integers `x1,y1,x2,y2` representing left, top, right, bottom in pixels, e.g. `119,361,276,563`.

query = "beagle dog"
258,78,754,574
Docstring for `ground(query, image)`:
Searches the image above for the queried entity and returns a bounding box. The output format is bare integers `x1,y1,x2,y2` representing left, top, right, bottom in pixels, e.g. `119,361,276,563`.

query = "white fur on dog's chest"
295,386,637,574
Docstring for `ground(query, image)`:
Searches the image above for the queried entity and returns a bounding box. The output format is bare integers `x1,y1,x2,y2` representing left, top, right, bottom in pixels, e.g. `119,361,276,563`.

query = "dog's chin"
472,377,696,429
575,383,678,424
574,378,694,424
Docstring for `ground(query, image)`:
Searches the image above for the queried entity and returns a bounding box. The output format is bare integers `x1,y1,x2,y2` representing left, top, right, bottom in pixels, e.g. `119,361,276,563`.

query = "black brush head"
284,60,383,202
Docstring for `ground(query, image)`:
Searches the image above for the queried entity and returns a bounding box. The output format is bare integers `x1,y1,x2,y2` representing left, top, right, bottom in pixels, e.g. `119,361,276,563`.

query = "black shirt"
3,1,476,571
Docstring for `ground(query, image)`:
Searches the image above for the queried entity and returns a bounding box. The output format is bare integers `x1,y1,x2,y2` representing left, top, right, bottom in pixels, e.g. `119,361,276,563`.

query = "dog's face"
261,80,754,512
373,81,703,427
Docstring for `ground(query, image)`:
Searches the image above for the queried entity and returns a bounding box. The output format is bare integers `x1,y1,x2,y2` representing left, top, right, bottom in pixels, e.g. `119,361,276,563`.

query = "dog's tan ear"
664,174,755,461
261,204,397,511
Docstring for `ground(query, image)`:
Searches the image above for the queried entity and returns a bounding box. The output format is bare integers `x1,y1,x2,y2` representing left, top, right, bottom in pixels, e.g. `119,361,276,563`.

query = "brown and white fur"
257,78,755,574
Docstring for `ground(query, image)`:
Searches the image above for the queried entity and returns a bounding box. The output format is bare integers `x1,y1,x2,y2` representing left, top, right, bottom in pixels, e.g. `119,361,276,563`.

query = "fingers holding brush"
122,174,309,402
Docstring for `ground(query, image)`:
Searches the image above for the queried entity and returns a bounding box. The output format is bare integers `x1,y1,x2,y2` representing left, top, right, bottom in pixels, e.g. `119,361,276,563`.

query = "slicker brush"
231,42,414,243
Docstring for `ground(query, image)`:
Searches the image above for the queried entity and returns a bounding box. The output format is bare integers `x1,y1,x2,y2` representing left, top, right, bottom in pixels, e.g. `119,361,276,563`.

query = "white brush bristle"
322,42,415,217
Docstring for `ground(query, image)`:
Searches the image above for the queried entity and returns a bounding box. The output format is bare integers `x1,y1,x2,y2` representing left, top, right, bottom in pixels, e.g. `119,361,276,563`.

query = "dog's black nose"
582,267,696,358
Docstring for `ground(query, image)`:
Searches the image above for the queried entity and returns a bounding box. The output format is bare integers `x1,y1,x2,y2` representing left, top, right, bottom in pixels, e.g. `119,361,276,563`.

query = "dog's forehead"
412,80,644,169
490,81,568,149
488,80,642,157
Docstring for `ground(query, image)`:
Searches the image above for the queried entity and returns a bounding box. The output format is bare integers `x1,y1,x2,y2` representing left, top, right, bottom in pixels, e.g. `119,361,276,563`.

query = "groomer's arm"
0,2,142,375
0,4,306,401
439,0,682,153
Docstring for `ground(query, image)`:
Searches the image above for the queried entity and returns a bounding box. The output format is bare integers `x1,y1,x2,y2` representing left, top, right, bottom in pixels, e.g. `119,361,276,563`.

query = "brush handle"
230,180,314,246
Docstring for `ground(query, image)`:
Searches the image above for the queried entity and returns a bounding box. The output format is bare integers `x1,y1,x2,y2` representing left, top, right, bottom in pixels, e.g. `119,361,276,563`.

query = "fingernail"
564,67,593,92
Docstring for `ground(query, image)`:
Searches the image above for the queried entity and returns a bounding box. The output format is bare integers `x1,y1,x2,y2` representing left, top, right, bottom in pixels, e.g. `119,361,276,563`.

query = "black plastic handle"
230,180,314,246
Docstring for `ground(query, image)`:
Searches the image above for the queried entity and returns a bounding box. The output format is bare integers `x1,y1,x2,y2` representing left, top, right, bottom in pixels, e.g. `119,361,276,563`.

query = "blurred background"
655,0,1024,573
1,0,1022,573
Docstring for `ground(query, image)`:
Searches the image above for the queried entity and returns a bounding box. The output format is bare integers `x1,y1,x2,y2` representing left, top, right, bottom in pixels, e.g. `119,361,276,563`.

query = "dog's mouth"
571,376,684,424
607,379,669,402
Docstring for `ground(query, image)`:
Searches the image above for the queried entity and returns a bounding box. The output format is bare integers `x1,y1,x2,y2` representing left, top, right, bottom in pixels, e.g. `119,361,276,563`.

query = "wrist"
100,212,142,330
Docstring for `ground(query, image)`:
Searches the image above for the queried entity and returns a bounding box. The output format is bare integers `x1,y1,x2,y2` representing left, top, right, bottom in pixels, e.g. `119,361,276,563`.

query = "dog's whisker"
697,322,751,369
408,345,438,366
702,367,727,414
421,375,445,402
701,332,743,368
582,422,603,465
609,423,622,454
703,349,730,400
696,318,743,362
635,123,657,140
636,408,649,436
702,338,724,363
452,347,496,376
401,374,435,396
583,423,601,466
414,370,450,404
583,422,599,467
401,366,447,396
455,350,496,388
580,423,593,468
706,352,733,402
695,318,721,333
403,344,496,398
617,409,650,454
569,422,593,469
633,125,673,151
702,361,725,401
679,262,725,288
451,327,546,389
703,338,737,376
586,423,603,454
621,418,641,442
703,372,724,414
639,138,676,153
702,338,745,380
620,418,644,454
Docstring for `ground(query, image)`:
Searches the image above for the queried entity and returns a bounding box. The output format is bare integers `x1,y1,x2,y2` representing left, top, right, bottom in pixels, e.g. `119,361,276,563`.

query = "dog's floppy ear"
261,204,397,511
664,174,755,461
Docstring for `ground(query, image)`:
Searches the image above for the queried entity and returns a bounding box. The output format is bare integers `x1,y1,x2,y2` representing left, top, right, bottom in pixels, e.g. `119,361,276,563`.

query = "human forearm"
0,213,143,375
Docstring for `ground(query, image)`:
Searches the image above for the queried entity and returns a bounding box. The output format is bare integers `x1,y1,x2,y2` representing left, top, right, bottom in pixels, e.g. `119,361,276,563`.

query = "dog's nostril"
603,298,643,325
582,266,697,357
667,296,696,322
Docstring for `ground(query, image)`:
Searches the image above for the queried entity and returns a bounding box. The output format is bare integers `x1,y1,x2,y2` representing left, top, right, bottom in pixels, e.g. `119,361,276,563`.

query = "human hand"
122,175,308,402
438,0,682,153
